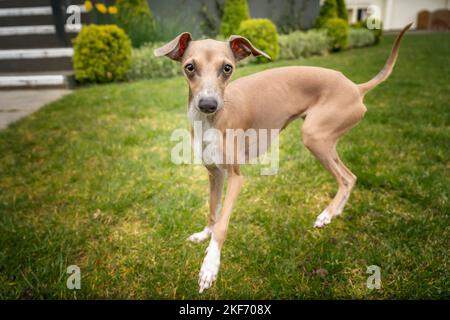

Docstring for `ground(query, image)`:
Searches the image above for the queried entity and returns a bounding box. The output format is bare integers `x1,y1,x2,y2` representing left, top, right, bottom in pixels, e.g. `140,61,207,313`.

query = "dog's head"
154,33,270,115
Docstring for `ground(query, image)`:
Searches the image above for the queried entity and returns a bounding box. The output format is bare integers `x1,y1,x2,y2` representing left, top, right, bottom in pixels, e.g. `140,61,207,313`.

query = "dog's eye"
223,64,233,74
184,63,195,73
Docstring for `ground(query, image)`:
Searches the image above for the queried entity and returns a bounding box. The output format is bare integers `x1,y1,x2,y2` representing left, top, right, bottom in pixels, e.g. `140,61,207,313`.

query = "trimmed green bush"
348,28,375,48
279,29,330,60
220,0,250,37
237,19,279,63
126,43,179,80
323,18,349,51
315,0,337,28
115,0,155,47
336,0,348,21
73,25,132,84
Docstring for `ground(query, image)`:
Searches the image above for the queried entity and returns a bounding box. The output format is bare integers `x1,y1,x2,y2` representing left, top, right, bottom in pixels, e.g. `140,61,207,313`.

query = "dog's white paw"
198,239,220,293
187,227,211,243
314,209,332,228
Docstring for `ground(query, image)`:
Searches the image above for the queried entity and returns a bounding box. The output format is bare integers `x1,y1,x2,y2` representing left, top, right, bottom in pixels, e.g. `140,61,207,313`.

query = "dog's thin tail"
358,23,412,95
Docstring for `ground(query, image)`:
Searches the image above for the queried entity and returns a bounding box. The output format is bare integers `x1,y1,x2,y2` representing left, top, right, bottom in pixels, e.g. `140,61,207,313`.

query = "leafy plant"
348,28,375,48
336,0,348,21
352,19,383,44
237,19,279,63
126,43,180,80
198,1,220,37
323,18,349,51
73,24,132,83
279,29,330,60
115,0,155,48
83,0,118,24
315,0,337,28
220,0,250,37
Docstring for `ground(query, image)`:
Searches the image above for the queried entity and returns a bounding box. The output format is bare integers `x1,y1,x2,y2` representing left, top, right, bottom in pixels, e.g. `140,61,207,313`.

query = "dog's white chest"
188,108,222,166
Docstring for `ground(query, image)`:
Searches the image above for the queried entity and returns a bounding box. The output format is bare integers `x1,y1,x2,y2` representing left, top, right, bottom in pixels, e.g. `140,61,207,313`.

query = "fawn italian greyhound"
155,23,412,293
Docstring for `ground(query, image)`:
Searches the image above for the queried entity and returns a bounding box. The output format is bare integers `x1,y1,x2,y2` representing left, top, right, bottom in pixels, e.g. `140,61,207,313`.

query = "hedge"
279,29,330,60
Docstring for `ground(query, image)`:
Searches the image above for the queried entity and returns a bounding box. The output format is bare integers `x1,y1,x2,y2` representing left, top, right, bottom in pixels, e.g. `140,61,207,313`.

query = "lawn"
0,32,449,299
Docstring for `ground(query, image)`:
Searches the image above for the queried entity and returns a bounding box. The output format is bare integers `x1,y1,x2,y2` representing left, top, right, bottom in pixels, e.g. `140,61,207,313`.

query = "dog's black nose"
198,97,218,113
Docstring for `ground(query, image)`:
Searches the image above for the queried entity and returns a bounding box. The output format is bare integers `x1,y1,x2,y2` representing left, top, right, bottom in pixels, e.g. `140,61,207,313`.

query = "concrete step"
0,48,74,73
0,0,52,8
0,57,72,73
0,6,52,16
0,24,81,36
0,48,73,59
0,33,79,49
0,5,89,26
0,1,84,9
0,25,80,49
0,73,75,89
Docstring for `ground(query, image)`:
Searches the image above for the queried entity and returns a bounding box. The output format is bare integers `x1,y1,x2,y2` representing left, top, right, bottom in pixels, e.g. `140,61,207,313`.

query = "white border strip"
0,75,65,87
0,6,52,17
0,24,82,36
0,5,86,17
0,48,74,60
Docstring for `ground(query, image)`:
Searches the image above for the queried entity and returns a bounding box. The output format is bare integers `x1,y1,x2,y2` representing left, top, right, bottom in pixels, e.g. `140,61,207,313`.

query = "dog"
154,23,412,293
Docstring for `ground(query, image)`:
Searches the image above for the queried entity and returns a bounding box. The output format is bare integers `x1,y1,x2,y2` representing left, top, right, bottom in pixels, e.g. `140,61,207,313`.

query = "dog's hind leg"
187,166,224,243
302,103,366,227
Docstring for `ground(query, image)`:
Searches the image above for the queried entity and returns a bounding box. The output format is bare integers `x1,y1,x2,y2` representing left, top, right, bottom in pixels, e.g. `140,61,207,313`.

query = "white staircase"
0,0,86,89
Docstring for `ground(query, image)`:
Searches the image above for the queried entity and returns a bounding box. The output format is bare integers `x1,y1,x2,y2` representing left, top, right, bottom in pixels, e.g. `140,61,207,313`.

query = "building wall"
345,0,450,30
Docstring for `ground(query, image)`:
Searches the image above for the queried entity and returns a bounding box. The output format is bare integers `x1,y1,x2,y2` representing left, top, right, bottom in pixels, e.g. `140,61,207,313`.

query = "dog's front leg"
187,166,224,243
199,166,243,293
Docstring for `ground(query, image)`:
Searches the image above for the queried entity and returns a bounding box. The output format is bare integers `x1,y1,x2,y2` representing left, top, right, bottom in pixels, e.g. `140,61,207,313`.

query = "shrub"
323,18,349,51
279,29,330,60
348,28,375,48
73,25,132,84
198,1,222,37
220,0,250,37
152,12,198,43
352,19,384,44
237,19,279,63
315,0,337,28
126,43,179,81
115,0,155,47
336,0,348,21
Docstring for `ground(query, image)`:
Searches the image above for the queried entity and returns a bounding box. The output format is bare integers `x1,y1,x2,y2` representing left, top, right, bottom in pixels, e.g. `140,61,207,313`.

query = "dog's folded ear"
154,32,192,61
228,35,271,61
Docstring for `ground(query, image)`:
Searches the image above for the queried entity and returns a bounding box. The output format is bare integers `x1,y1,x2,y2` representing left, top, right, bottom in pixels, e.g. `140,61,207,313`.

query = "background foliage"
73,24,132,83
115,0,155,47
220,0,251,37
237,18,280,63
279,29,330,60
323,18,349,51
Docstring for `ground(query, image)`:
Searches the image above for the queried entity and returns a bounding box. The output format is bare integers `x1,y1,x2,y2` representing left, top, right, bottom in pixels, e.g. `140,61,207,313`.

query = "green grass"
0,33,449,299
